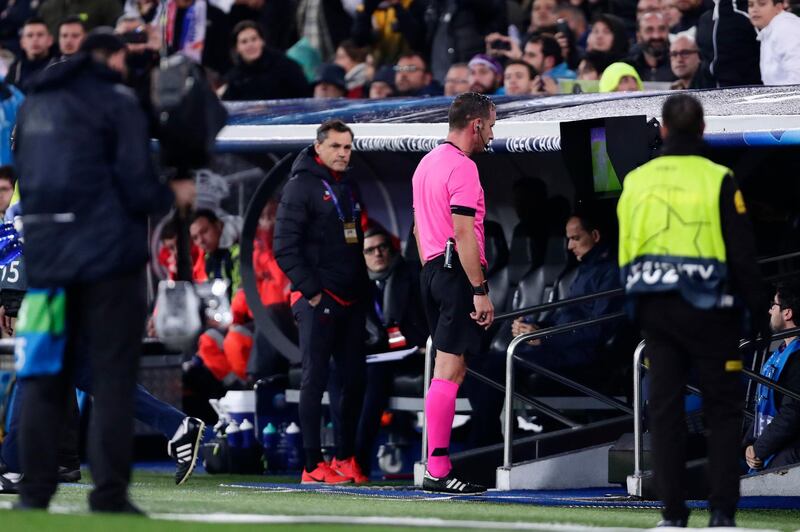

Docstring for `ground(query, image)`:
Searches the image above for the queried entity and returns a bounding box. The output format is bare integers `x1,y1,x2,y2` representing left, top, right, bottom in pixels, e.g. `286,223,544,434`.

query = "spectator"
368,64,396,98
56,15,87,59
469,209,622,443
577,49,612,79
504,59,536,95
0,166,14,219
627,11,676,82
38,0,122,34
124,0,159,23
467,53,503,95
529,0,560,33
393,52,442,96
669,34,701,88
6,17,53,92
348,225,428,475
313,63,347,99
334,39,370,98
694,0,761,87
743,282,800,472
750,0,800,85
0,0,37,54
586,14,631,61
220,20,310,101
663,0,684,29
351,0,427,66
638,0,665,16
427,0,507,83
558,3,589,50
443,62,470,96
297,0,352,61
599,61,644,91
524,34,576,94
673,0,707,31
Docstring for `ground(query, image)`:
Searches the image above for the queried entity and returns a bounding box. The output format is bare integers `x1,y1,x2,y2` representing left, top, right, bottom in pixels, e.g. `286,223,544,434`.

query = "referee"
618,94,768,527
412,92,495,494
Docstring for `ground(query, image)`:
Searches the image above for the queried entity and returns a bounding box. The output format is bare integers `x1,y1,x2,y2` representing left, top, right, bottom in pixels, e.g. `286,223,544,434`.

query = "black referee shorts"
420,254,483,357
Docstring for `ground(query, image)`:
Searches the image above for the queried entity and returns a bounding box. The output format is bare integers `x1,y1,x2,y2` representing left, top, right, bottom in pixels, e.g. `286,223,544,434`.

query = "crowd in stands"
1,0,799,102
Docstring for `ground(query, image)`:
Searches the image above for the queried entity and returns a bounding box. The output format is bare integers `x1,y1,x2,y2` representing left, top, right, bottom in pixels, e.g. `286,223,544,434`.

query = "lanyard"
320,179,357,222
373,281,386,324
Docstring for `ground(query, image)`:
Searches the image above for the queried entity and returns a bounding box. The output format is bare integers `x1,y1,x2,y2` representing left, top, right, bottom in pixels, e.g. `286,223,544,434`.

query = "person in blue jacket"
743,282,800,471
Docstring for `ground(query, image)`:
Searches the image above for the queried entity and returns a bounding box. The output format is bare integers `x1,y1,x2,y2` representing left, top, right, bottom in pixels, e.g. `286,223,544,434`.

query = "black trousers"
293,294,365,463
639,293,744,520
20,270,146,510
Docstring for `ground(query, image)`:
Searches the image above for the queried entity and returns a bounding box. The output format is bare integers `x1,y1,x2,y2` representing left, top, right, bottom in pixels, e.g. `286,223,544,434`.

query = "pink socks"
425,378,459,478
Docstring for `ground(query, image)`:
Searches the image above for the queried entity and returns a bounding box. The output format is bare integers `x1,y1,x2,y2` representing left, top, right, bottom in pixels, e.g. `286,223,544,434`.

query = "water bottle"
284,422,302,472
274,423,289,472
225,420,241,448
262,423,278,472
239,418,255,449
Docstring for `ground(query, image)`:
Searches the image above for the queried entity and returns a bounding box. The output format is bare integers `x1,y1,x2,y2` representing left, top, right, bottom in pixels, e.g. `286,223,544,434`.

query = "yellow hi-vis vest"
617,155,732,309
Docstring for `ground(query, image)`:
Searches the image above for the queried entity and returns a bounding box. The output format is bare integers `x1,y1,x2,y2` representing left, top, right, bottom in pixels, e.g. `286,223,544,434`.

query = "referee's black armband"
451,205,476,217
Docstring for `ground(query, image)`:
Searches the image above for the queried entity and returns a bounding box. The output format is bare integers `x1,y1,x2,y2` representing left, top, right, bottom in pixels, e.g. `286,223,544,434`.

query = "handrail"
513,356,634,415
466,367,581,428
495,250,800,325
494,288,623,322
503,311,626,467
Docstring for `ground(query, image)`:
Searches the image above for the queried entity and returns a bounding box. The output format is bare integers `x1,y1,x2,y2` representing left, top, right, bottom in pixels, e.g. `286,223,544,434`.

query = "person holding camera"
14,29,195,513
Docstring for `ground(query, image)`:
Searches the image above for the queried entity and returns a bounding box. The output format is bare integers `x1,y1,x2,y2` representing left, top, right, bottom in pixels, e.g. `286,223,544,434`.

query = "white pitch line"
151,512,644,530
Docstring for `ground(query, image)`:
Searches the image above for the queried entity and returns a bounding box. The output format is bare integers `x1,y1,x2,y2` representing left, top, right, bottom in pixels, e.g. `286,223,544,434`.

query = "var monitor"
560,115,651,199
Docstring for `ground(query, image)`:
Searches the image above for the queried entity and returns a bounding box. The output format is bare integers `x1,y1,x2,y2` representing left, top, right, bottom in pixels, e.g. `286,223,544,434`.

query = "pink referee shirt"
412,142,486,267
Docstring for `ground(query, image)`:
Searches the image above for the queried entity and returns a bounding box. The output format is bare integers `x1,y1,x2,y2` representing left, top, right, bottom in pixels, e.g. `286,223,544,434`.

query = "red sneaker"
331,456,369,484
301,462,353,484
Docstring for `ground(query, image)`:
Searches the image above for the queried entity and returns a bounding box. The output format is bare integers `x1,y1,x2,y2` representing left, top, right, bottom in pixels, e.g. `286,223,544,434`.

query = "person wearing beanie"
599,62,644,92
312,63,347,99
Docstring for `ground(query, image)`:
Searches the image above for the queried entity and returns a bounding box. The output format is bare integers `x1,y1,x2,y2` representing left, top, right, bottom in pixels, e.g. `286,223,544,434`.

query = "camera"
121,28,148,44
490,39,511,51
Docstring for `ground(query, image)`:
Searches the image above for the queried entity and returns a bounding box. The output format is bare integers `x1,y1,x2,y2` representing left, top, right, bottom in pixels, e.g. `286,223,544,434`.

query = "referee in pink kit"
413,92,495,494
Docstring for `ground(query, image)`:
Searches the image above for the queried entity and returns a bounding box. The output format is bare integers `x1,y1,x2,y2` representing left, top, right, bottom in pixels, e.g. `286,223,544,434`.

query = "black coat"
745,351,800,468
16,53,173,287
6,55,51,92
274,147,369,303
222,49,310,101
365,257,429,353
695,0,761,88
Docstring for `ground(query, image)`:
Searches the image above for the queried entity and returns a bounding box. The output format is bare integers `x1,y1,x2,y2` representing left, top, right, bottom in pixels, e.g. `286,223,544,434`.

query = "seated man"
743,282,800,471
510,211,621,370
468,210,621,444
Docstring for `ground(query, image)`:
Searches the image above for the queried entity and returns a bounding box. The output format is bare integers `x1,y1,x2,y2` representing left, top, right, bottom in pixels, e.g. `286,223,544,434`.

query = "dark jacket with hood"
222,48,310,101
274,146,369,304
15,52,173,287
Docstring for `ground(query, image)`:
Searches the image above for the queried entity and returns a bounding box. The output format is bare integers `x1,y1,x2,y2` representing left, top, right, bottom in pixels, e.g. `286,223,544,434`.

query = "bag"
150,54,228,170
14,289,66,379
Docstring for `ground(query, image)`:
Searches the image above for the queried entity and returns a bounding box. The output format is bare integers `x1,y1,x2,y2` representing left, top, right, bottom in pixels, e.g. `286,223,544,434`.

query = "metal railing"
503,311,626,467
628,325,800,496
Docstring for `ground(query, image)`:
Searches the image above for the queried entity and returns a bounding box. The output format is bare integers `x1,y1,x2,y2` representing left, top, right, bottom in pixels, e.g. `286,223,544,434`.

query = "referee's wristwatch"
472,280,489,296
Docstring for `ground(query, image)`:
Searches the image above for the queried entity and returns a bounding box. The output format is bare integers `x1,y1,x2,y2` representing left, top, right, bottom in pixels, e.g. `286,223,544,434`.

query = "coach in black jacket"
274,119,369,483
15,31,192,512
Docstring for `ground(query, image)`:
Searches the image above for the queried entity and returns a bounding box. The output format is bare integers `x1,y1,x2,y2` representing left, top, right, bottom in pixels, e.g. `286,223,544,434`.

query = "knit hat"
599,62,644,93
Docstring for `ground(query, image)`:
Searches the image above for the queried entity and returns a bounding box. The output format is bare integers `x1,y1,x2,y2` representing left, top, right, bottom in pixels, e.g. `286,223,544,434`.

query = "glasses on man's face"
770,300,784,310
394,65,421,73
364,243,389,256
669,50,699,59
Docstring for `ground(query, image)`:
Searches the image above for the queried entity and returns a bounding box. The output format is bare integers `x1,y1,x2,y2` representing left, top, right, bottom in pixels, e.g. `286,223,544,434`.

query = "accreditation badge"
343,221,359,244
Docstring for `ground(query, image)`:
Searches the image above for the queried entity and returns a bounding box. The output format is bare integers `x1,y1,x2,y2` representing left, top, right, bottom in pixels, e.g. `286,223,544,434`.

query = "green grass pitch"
1,471,799,531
